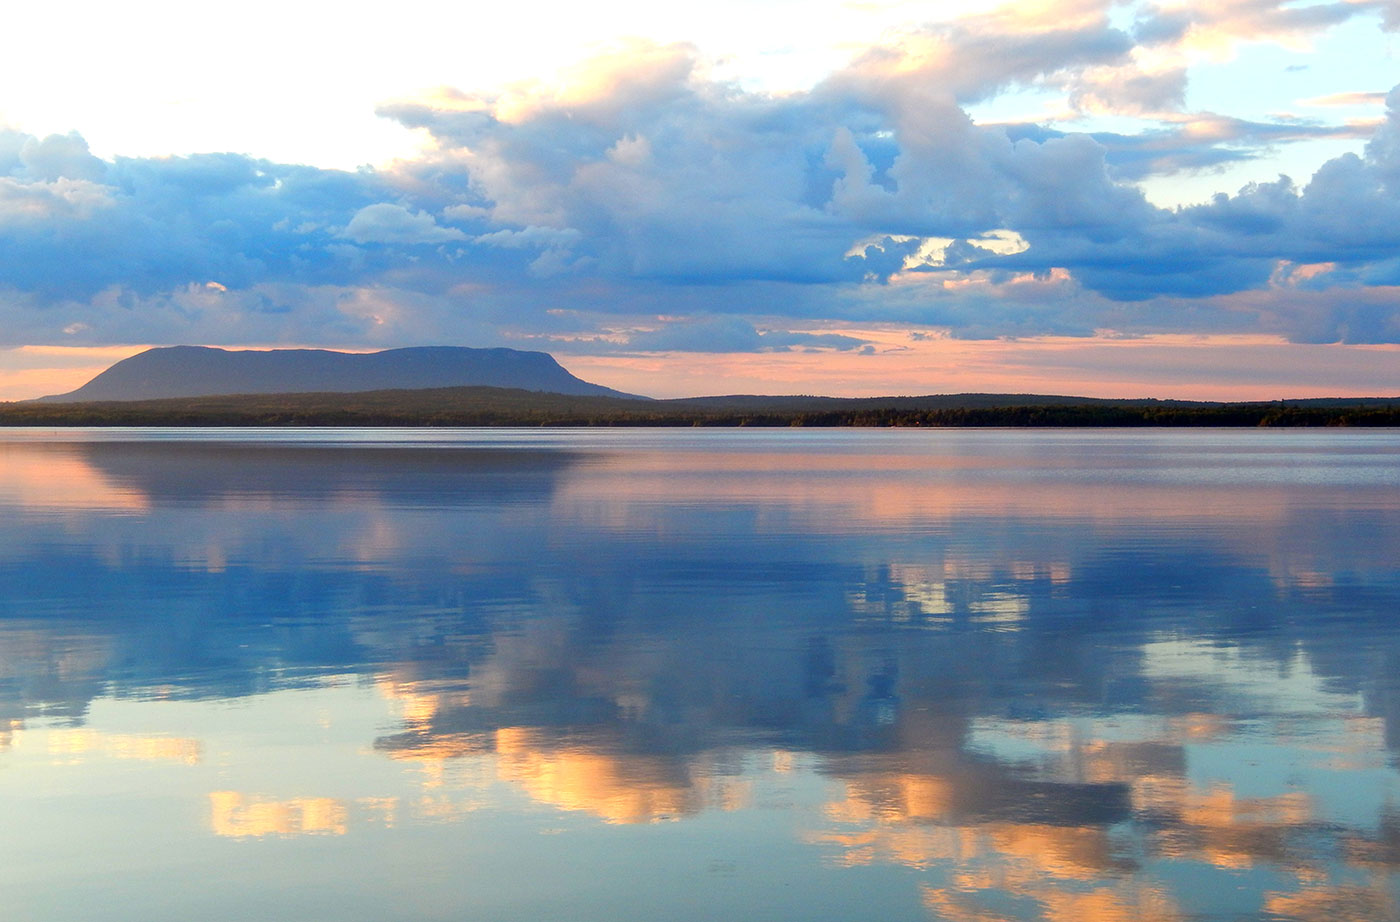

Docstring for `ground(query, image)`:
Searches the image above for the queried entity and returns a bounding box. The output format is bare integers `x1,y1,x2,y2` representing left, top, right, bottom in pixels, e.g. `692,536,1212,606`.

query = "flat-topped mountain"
37,345,640,402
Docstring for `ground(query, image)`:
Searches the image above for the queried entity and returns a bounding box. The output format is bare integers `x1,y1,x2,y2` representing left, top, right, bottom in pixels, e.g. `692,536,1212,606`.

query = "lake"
1,428,1397,921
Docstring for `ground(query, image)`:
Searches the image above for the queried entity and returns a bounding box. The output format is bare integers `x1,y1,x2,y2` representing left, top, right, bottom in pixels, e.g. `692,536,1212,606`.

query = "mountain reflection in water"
0,429,1397,922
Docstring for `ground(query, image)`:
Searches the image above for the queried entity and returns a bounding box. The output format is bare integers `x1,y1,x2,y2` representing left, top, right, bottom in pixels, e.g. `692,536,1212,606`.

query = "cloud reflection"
209,791,349,838
0,431,1396,918
47,729,201,765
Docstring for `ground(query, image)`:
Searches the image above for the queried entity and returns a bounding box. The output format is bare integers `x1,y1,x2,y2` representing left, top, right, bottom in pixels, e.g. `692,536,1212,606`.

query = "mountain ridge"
35,345,642,402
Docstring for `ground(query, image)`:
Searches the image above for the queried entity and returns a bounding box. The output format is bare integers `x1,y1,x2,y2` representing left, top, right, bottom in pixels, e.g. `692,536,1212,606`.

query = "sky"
2,0,1399,400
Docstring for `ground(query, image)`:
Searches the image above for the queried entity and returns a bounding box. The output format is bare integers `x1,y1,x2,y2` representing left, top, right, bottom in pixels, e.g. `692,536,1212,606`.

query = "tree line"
2,387,1396,428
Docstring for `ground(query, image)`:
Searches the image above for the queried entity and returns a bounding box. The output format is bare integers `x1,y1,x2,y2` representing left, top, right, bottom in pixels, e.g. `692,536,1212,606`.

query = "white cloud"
341,203,466,245
474,226,582,249
1,13,1399,359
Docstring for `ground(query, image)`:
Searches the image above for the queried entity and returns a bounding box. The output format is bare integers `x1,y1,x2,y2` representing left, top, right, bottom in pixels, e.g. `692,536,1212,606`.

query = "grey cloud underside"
1003,117,1372,182
566,316,871,355
2,38,1400,348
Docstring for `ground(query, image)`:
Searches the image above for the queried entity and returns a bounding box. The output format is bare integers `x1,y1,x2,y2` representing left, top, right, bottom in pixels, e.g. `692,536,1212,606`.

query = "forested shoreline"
2,386,1397,427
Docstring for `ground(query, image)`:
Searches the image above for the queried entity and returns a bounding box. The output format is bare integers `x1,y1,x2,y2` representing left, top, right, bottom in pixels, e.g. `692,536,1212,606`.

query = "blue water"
0,428,1397,921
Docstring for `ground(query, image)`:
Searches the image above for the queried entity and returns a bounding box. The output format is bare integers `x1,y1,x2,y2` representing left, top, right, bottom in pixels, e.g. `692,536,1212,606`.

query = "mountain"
36,346,642,402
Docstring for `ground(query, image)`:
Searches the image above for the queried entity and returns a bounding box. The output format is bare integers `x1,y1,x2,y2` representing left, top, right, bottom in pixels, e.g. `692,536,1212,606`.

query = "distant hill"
36,345,641,402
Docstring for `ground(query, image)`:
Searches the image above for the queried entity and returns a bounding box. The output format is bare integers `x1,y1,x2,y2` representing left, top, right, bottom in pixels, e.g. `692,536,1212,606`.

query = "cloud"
1004,112,1376,181
0,144,401,303
9,131,108,183
563,316,869,354
1384,0,1400,30
829,11,1137,108
341,203,466,244
1133,0,1369,53
1181,87,1400,279
473,226,581,249
1300,90,1390,108
2,30,1400,353
1068,67,1189,116
0,175,114,225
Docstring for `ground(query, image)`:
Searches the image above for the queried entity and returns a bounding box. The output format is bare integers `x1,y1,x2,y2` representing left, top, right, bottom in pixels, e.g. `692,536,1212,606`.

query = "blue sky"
1,0,1398,399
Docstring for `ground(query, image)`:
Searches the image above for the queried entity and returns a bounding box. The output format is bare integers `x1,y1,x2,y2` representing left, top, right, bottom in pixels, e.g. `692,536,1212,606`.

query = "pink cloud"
560,334,1400,400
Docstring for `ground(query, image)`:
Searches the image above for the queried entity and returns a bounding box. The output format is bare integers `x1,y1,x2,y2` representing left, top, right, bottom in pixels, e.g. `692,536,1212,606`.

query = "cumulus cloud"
831,10,1136,108
1067,67,1188,116
2,20,1400,353
1183,86,1400,274
13,131,107,182
342,203,466,244
0,175,113,225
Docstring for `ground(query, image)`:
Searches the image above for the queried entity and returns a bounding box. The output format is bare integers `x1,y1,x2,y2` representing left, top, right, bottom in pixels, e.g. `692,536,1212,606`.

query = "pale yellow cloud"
1300,90,1390,108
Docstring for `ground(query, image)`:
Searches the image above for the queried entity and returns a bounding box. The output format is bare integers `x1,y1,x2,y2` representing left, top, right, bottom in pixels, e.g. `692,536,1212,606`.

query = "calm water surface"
1,428,1398,921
